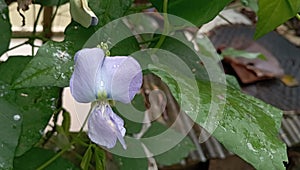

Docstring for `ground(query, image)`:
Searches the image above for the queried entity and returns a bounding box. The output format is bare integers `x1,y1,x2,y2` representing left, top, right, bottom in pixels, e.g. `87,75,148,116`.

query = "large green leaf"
14,147,79,170
113,155,148,170
0,0,11,56
0,100,22,170
149,35,288,169
13,0,139,88
255,0,300,38
0,56,61,156
149,0,233,26
13,41,75,88
142,122,195,166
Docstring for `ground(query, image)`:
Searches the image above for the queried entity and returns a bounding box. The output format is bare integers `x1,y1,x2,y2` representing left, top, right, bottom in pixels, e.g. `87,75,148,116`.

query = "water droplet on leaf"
13,114,21,121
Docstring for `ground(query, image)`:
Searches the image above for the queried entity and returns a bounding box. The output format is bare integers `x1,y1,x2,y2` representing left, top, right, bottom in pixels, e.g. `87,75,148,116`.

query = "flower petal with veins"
88,104,127,149
100,56,143,103
70,48,105,103
70,47,143,149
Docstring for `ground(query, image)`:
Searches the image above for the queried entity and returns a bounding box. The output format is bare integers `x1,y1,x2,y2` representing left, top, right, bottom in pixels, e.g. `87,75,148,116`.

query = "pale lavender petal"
70,48,105,103
88,104,127,149
99,56,143,103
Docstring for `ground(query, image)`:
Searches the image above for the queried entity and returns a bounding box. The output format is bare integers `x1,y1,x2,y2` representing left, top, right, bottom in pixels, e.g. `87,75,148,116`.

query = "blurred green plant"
0,0,296,169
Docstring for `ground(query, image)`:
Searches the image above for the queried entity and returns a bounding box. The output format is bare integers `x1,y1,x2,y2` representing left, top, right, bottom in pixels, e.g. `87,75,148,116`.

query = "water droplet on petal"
13,114,21,121
100,80,104,87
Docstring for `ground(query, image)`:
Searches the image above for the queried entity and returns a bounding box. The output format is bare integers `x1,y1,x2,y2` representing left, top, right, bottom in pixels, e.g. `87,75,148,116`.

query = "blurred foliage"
0,0,296,169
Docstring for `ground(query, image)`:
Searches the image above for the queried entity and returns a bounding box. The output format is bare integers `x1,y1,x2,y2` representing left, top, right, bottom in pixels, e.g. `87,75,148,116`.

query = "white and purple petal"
70,48,105,103
88,104,127,149
100,56,143,103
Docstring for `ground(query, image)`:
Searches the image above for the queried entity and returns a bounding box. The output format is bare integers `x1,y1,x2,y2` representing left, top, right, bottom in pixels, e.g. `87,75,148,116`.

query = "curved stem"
296,13,300,20
36,143,73,170
51,0,61,23
7,41,28,51
32,5,43,55
154,0,169,49
36,104,94,169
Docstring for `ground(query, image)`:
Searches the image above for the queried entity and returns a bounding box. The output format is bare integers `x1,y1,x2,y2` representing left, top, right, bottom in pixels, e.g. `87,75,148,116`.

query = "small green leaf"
149,0,233,26
0,0,12,56
62,110,71,134
142,122,195,166
94,147,105,170
221,47,267,60
14,147,79,170
54,126,71,149
81,145,93,170
255,0,300,38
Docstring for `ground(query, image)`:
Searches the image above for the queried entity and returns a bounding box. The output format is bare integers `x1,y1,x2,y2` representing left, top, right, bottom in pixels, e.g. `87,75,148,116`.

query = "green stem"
7,42,28,51
296,13,300,20
51,0,61,23
36,144,72,170
36,104,94,169
32,6,43,55
154,0,169,49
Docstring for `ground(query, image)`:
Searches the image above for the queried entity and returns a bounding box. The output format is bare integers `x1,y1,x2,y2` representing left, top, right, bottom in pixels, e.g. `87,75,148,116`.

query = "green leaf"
13,0,139,88
142,122,195,166
13,41,75,88
94,147,105,170
149,34,287,169
14,147,79,170
0,56,61,156
221,47,267,60
0,100,22,170
150,66,287,170
80,145,93,170
113,155,148,170
151,67,287,169
255,0,300,38
149,0,233,26
0,0,12,56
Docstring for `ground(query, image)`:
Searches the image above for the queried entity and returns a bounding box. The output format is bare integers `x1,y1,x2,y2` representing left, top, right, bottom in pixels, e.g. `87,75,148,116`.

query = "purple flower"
70,48,143,149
